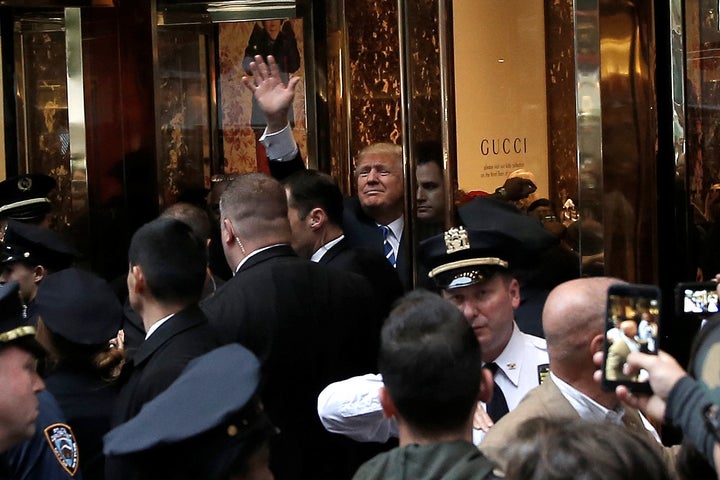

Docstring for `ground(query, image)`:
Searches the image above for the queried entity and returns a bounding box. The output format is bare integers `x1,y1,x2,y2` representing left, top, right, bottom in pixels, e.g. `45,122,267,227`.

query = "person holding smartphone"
479,277,675,475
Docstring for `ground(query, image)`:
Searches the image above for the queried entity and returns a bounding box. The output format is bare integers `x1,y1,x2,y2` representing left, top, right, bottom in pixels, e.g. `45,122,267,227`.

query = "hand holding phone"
601,284,661,393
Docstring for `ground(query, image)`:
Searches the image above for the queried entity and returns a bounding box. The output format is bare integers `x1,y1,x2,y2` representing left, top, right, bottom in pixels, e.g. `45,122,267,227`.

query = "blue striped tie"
380,225,397,268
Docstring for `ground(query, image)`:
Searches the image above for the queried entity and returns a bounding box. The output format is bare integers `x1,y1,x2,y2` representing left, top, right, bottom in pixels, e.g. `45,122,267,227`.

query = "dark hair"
415,140,443,170
283,170,344,226
35,319,123,381
526,198,552,213
128,217,207,305
502,417,672,480
378,290,482,435
161,202,212,243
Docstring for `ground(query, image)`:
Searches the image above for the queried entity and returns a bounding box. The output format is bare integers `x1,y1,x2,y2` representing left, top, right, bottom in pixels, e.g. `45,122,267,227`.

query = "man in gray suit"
479,277,677,475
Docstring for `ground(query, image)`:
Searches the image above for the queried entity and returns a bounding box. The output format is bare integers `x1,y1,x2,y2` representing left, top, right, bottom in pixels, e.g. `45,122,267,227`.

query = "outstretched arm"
317,373,398,443
242,54,301,134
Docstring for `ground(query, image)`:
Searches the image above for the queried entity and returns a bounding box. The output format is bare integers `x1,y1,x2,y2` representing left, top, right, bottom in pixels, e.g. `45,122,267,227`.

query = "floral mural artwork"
219,19,307,174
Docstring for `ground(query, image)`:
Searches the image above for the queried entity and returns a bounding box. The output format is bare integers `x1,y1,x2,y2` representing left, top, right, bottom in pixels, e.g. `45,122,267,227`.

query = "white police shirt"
316,322,548,445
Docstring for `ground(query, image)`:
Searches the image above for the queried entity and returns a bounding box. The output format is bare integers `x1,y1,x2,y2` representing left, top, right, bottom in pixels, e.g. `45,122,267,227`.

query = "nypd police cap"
418,226,522,290
1,220,77,272
104,343,272,458
35,268,122,346
0,174,55,222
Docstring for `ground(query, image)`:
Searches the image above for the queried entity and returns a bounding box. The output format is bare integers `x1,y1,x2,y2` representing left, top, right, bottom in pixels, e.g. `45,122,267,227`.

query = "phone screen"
601,284,660,393
677,282,719,315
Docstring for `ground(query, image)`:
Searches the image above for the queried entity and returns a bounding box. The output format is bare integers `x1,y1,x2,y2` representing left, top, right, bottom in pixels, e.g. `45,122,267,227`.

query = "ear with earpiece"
308,208,325,230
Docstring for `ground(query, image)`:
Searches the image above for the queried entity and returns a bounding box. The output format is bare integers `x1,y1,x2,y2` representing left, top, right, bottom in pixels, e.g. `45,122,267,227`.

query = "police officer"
34,268,123,480
317,226,549,444
0,174,56,228
0,220,77,319
0,281,81,479
104,344,277,480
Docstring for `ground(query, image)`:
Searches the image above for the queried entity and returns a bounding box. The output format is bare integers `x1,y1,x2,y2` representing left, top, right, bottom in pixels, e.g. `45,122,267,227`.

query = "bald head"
620,320,637,338
542,277,625,375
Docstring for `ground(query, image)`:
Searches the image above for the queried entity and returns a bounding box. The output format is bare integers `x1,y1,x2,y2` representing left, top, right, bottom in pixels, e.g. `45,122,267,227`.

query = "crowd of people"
0,53,719,480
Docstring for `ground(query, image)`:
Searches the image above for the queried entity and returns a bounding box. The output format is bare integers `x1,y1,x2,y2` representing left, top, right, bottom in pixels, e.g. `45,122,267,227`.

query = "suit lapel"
131,305,207,367
318,238,349,265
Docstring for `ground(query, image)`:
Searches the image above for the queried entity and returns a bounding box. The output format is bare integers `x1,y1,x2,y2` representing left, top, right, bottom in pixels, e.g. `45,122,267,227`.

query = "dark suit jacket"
342,196,411,290
200,244,383,480
106,305,218,480
320,238,404,320
112,305,218,425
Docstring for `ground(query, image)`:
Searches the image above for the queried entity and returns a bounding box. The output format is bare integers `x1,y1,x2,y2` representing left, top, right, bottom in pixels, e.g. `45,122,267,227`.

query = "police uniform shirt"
472,323,548,444
481,323,548,413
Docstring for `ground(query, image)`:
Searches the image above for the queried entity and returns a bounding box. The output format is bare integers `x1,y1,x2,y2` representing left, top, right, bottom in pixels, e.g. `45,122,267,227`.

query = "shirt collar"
234,244,286,273
311,235,344,263
145,312,175,340
378,216,404,242
488,323,525,387
550,372,625,424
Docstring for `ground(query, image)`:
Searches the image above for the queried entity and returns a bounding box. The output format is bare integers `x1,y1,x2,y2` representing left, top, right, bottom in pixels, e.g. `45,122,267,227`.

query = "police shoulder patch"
43,423,79,476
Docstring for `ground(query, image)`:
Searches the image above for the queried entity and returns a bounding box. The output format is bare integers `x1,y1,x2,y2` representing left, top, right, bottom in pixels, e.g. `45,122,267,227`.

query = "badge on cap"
44,423,79,476
444,227,470,254
17,177,32,192
537,364,550,384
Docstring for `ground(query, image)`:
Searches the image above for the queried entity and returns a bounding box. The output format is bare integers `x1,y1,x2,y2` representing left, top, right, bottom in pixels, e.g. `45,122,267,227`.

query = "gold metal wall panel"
346,0,401,160
545,0,578,210
405,0,441,142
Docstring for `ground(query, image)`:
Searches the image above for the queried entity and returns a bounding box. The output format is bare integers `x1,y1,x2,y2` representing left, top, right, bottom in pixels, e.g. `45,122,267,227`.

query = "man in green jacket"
352,290,500,480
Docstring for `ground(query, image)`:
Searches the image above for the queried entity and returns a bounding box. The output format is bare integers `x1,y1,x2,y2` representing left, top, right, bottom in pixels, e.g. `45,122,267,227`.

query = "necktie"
486,362,509,422
380,225,397,268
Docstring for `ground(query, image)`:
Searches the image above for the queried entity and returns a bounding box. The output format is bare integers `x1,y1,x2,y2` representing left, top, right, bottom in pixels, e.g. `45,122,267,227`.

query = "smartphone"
675,282,719,317
601,283,660,393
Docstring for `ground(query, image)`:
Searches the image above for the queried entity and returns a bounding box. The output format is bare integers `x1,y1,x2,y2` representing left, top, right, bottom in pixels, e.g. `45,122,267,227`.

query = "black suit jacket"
320,238,404,320
200,245,383,480
106,305,218,480
111,304,218,425
341,196,412,290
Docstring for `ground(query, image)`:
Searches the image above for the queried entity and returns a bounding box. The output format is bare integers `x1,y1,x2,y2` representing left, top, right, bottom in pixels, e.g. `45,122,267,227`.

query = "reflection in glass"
573,0,604,276
13,14,73,231
684,0,720,280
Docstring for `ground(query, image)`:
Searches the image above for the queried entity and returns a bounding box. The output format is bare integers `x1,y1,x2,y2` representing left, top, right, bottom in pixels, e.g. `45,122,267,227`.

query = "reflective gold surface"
598,0,657,282
65,8,89,228
13,13,75,231
346,0,401,158
545,0,578,210
155,24,212,207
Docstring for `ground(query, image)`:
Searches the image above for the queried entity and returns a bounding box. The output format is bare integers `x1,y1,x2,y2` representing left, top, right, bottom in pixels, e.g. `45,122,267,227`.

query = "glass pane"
14,15,72,231
218,18,308,174
685,0,720,281
155,23,213,207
